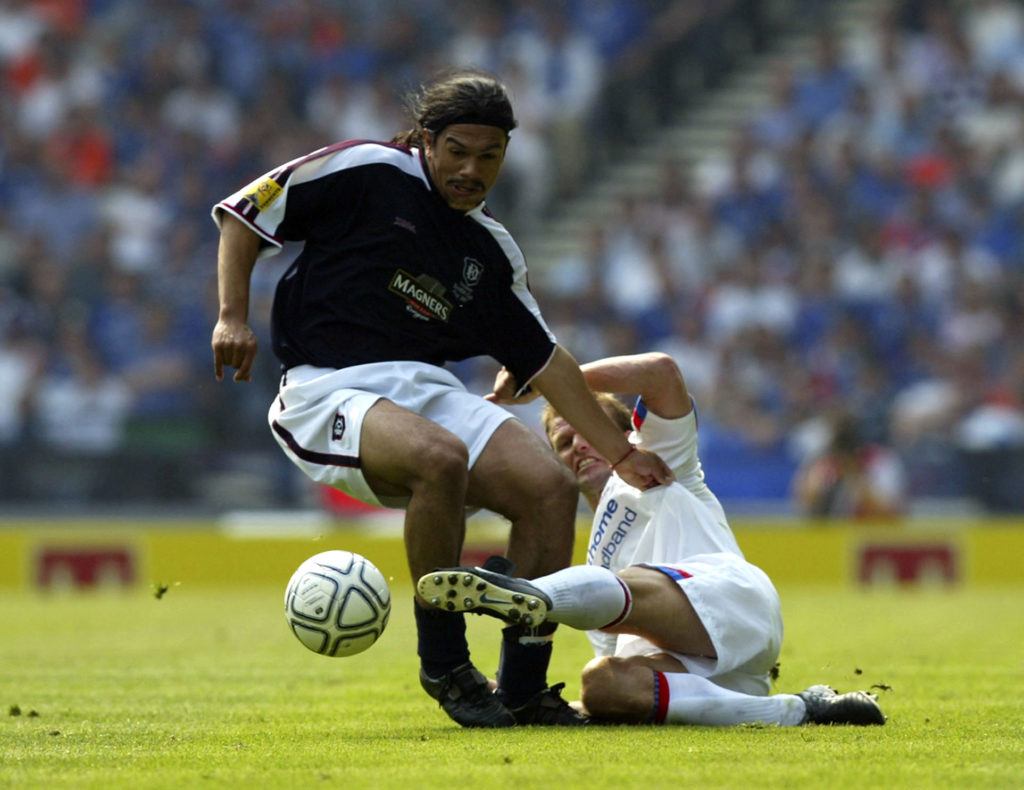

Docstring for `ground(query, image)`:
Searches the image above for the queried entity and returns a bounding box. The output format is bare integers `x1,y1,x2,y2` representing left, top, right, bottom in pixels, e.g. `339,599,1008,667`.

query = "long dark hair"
391,68,517,147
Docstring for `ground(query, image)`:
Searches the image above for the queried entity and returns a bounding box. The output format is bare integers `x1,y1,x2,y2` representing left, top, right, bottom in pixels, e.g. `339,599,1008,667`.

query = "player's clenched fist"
212,318,258,382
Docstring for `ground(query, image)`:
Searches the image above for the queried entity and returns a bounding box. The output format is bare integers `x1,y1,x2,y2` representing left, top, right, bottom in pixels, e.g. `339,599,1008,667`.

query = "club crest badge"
453,257,484,304
463,257,483,284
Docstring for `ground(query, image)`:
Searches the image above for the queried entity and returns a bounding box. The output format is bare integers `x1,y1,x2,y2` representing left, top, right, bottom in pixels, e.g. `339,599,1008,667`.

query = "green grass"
2,583,1022,789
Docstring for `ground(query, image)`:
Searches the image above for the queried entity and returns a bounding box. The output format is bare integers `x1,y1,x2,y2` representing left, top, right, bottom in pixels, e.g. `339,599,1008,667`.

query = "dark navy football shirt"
213,141,556,388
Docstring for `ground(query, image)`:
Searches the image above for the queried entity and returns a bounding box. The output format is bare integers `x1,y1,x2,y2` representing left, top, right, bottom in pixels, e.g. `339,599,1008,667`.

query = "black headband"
428,113,514,134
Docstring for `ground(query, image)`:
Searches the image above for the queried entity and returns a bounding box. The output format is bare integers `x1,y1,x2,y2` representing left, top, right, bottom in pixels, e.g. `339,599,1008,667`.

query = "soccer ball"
284,550,391,657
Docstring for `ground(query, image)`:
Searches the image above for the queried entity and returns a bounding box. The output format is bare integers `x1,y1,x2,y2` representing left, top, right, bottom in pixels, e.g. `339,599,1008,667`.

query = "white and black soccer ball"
284,550,391,657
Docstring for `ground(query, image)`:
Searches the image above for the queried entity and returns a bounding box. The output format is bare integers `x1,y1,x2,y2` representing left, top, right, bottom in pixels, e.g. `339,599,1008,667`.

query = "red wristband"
611,446,637,469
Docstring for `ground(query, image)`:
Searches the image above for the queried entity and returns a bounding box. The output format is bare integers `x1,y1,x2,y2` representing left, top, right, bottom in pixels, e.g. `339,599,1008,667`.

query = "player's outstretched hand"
484,366,540,405
614,446,674,490
212,318,258,383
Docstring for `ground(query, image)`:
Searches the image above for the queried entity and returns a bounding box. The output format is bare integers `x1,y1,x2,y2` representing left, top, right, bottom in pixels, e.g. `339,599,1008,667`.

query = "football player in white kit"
420,352,885,726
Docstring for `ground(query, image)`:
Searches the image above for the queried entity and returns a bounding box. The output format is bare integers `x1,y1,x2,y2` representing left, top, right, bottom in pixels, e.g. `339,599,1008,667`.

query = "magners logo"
388,270,452,322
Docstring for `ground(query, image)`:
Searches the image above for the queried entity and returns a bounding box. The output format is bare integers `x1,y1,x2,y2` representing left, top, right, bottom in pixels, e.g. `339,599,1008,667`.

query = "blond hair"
541,393,632,445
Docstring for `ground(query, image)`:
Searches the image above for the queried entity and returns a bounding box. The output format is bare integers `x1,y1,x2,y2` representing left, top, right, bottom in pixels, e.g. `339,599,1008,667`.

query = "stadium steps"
525,0,876,277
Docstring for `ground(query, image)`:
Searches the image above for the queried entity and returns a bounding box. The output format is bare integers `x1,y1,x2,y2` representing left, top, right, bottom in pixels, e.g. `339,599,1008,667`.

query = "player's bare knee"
409,434,469,491
580,656,651,722
579,657,613,712
501,455,576,528
530,459,578,519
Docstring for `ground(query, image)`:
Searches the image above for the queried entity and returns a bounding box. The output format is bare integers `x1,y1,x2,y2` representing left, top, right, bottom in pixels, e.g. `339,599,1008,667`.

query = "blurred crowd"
1,0,1023,512
532,0,1024,513
0,0,689,505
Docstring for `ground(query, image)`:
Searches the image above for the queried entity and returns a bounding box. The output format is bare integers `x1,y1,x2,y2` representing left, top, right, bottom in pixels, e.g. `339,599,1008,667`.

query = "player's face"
424,124,507,211
547,417,614,497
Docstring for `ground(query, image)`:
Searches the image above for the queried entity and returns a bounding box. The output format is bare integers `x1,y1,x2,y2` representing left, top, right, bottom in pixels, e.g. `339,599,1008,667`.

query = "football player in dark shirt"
211,68,671,728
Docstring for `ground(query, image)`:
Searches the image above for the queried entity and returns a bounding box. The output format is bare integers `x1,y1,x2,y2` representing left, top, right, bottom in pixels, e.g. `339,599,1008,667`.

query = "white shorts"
268,362,515,508
615,552,784,696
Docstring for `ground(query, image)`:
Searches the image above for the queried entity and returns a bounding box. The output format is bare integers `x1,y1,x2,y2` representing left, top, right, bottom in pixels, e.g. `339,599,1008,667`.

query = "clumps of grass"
152,581,181,599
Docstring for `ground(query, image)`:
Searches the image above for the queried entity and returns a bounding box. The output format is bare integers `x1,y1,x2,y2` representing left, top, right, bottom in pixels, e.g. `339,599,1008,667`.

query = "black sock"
495,621,557,708
414,599,469,678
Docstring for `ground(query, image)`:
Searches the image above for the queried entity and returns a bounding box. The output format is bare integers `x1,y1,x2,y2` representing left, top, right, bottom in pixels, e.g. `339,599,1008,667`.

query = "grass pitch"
2,583,1022,790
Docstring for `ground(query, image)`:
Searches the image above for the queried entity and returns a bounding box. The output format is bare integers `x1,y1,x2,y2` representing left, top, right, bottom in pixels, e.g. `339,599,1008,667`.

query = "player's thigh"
580,653,686,720
358,399,469,498
465,417,577,519
611,566,716,658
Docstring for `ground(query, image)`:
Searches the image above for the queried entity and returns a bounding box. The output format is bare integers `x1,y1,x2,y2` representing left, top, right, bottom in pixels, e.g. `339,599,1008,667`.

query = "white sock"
530,565,631,630
656,672,806,726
